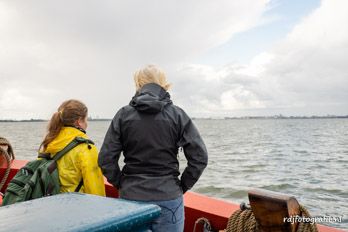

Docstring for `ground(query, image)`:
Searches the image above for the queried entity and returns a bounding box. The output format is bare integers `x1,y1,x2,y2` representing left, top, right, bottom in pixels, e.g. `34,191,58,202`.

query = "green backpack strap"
45,137,94,174
75,179,84,192
53,137,94,161
38,153,51,159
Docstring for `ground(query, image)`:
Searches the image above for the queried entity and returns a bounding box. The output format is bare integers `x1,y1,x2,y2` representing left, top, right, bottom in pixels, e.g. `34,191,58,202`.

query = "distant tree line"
1,115,348,122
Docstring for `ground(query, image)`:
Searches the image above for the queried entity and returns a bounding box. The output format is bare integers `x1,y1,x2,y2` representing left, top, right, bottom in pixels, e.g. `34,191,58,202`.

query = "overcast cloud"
173,0,348,117
0,0,347,119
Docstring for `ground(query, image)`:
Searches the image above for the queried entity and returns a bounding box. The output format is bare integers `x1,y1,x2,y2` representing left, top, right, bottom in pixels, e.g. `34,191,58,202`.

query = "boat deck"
0,192,160,232
0,160,345,232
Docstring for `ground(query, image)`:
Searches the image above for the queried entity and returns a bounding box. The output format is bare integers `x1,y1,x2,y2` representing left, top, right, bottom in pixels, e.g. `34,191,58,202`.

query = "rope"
225,203,318,232
226,205,257,232
0,137,15,160
297,205,318,232
0,148,12,193
193,217,213,232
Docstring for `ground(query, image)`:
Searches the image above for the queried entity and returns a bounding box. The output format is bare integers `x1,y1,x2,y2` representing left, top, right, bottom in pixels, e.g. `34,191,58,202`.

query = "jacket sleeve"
79,145,106,196
178,113,208,193
98,109,123,189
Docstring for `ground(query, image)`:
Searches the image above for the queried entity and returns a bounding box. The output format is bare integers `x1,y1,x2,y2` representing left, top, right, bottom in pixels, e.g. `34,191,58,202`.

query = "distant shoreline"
198,115,348,120
0,118,112,122
1,115,348,122
195,115,348,120
221,115,348,120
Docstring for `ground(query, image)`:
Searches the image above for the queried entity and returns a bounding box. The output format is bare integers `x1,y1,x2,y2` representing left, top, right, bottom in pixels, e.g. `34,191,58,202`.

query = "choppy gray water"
1,119,347,229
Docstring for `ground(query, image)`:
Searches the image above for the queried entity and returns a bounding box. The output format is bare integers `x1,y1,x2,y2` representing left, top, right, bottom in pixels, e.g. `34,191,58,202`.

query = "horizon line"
1,114,348,122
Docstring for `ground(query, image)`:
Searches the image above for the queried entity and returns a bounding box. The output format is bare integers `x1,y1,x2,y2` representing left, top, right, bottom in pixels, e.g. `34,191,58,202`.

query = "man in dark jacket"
98,65,208,232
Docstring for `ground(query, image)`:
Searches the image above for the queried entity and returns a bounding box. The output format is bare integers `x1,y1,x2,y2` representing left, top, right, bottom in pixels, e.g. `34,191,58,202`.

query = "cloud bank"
0,0,347,119
172,0,348,117
0,0,269,119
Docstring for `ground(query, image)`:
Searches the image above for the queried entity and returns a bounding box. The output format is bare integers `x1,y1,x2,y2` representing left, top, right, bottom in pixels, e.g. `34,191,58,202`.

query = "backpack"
2,136,94,206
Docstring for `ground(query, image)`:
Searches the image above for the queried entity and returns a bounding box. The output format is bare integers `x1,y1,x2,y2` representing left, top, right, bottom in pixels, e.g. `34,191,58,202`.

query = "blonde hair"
40,99,88,151
134,65,171,91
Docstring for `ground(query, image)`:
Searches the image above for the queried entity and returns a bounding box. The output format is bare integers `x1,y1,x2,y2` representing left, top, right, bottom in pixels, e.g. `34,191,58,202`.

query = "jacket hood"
45,126,87,155
129,83,172,113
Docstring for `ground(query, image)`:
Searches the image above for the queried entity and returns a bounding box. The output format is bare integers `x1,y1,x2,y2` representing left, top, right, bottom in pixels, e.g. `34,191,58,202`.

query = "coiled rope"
225,203,318,232
0,137,15,195
193,217,214,232
0,148,12,193
297,205,319,232
226,203,257,232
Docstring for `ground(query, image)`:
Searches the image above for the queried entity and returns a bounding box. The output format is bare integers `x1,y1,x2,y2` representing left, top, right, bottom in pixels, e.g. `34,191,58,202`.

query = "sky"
0,0,347,120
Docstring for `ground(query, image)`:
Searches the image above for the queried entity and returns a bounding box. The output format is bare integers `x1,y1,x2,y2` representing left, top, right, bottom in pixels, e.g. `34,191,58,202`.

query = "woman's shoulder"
70,135,97,152
73,142,98,160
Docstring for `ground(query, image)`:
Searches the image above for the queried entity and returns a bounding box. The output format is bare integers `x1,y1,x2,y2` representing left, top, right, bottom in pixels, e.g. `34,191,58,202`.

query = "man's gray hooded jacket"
98,83,208,201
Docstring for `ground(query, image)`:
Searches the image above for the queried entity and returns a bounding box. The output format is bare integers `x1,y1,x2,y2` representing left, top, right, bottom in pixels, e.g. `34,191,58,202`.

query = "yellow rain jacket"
44,127,105,196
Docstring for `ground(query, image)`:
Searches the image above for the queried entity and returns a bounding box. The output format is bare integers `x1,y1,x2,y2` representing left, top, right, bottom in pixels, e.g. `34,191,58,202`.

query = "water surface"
1,119,347,229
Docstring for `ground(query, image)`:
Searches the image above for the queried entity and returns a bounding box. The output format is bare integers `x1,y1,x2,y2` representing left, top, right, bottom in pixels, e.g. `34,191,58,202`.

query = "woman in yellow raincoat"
40,99,105,196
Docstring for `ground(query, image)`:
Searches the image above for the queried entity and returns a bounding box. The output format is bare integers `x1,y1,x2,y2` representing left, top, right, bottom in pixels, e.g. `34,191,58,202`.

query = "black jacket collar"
130,83,172,113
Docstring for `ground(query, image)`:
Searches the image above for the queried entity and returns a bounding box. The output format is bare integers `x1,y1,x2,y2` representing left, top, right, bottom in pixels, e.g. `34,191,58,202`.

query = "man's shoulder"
113,105,135,117
120,105,134,112
165,103,182,112
165,104,191,121
170,104,188,115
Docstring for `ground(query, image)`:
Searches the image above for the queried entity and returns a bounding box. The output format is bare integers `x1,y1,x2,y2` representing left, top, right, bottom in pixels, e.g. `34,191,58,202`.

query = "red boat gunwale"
0,160,344,232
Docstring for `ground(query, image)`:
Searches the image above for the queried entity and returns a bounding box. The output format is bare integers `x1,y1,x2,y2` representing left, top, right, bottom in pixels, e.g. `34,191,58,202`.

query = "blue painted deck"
0,193,161,232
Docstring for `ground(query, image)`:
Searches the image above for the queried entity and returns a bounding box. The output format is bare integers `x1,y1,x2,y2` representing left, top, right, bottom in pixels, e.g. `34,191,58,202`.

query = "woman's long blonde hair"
134,65,171,91
40,99,87,151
